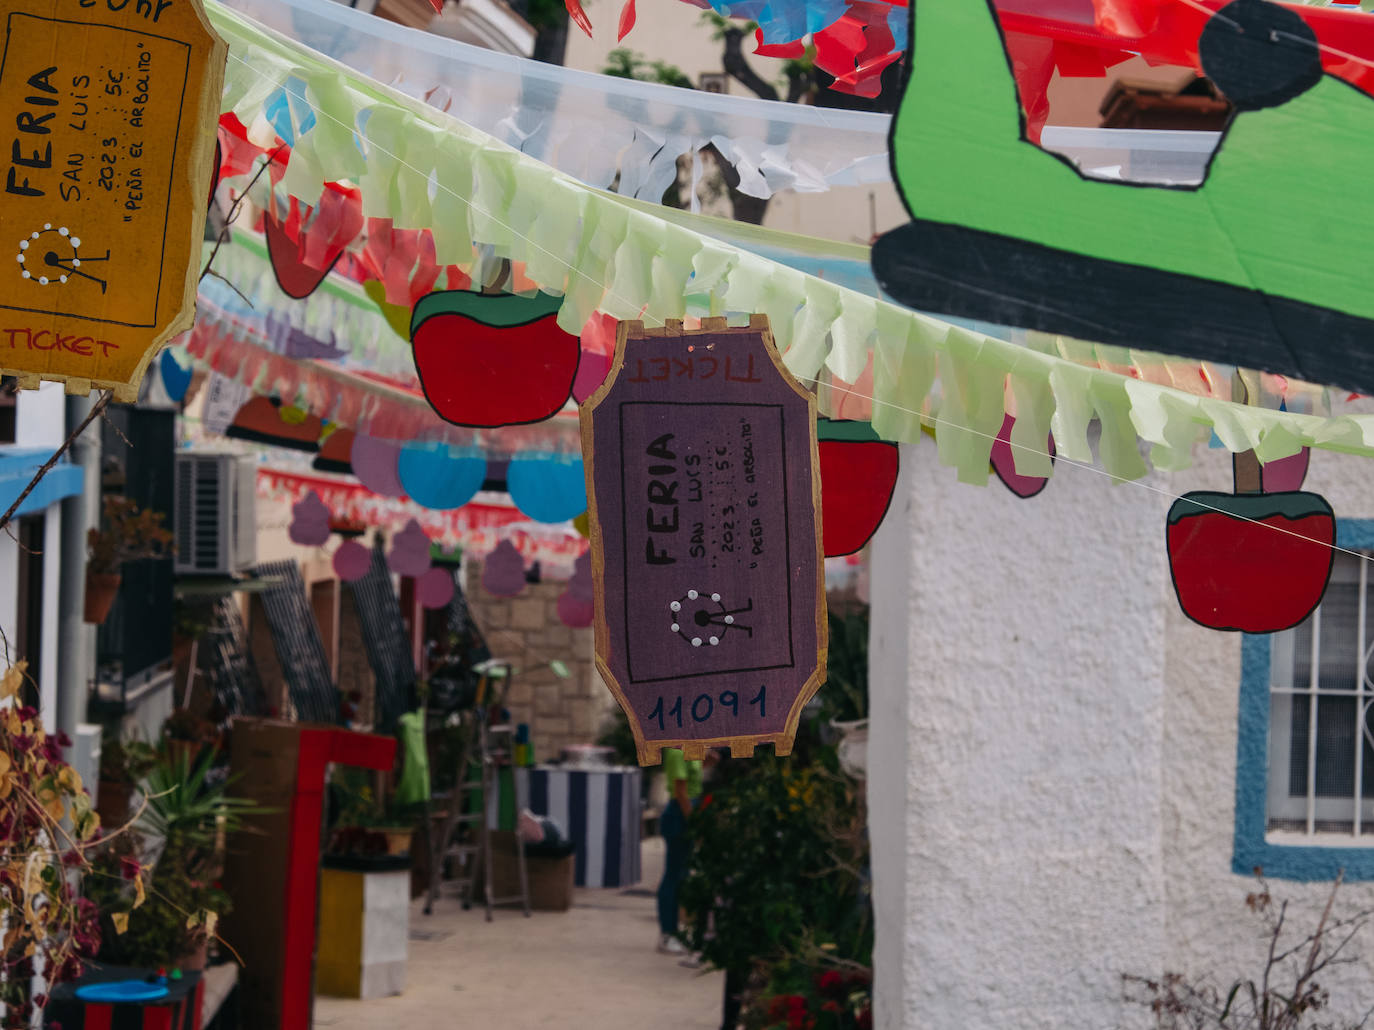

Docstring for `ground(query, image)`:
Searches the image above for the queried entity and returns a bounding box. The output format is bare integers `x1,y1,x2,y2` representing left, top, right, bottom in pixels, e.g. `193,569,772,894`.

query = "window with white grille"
1268,551,1374,839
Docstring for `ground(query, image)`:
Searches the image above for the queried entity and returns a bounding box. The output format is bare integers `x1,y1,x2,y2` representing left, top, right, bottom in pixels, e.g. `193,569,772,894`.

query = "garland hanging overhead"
206,1,1374,489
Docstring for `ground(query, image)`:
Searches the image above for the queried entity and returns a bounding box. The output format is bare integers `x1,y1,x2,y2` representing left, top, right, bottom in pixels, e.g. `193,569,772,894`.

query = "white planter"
831,718,869,779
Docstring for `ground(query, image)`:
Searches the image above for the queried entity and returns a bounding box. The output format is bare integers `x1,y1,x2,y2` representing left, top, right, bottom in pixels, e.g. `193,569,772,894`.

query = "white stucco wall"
16,382,67,449
1,383,72,721
870,434,1374,1028
1159,448,1374,1009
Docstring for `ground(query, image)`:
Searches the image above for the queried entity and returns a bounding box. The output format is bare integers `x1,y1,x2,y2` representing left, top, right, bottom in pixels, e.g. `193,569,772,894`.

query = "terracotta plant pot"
96,779,134,828
382,828,414,857
84,571,121,624
177,937,209,973
830,719,869,780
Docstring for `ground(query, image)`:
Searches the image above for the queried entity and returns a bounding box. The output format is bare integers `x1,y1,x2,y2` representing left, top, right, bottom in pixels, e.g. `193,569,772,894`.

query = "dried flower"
0,663,106,1026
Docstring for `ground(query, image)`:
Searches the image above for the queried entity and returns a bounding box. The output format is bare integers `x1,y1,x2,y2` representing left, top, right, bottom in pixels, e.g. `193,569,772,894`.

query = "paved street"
314,838,724,1030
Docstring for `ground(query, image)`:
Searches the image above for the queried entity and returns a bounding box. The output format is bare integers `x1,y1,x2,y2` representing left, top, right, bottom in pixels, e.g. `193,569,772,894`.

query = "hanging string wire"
217,44,1374,571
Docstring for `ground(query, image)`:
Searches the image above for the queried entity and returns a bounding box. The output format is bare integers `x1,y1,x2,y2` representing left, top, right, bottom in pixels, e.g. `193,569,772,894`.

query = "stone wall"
463,560,614,762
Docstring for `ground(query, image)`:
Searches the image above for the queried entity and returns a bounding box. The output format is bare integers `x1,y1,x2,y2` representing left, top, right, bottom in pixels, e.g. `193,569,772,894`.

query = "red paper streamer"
565,0,593,38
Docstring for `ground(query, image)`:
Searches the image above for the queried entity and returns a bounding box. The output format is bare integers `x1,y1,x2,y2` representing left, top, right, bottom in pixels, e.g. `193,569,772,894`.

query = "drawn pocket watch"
16,225,110,292
668,589,754,648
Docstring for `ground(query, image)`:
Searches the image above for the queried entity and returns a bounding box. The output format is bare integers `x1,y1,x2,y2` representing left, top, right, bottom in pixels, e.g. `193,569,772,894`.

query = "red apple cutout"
818,419,899,557
1167,491,1335,633
410,290,580,428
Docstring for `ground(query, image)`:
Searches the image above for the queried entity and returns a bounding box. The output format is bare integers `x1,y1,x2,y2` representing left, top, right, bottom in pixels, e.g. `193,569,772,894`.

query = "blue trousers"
657,801,689,935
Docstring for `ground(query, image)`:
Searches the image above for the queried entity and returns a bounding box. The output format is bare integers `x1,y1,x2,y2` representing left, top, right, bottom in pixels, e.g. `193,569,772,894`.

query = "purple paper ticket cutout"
584,322,824,759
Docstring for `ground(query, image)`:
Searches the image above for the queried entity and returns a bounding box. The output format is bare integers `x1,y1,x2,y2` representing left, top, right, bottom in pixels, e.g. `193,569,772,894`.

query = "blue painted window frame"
1233,519,1374,880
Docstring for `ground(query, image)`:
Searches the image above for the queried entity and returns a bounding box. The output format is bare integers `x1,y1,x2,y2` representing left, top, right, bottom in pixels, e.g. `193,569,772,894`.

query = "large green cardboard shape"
872,0,1374,395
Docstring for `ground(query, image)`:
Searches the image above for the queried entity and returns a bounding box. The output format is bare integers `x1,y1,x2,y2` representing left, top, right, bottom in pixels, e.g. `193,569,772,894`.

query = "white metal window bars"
1268,552,1374,840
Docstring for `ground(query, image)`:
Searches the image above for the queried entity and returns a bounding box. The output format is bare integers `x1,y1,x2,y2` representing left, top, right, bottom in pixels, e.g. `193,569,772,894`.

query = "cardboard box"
485,831,575,912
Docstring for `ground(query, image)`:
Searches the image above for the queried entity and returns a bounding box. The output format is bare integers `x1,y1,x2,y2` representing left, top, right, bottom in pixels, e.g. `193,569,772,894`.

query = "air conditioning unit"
174,451,258,576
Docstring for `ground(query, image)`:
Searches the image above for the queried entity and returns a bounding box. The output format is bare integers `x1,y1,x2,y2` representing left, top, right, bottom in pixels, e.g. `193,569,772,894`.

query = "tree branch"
0,146,281,553
721,26,779,102
0,392,110,538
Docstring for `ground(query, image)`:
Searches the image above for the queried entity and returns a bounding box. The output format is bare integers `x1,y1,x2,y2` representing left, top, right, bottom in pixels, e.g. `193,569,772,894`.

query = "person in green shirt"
656,747,703,954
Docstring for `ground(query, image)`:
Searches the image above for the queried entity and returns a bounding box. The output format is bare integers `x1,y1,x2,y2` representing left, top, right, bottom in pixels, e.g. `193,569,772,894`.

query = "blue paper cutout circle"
397,444,486,510
77,981,171,1003
507,454,586,523
159,350,192,402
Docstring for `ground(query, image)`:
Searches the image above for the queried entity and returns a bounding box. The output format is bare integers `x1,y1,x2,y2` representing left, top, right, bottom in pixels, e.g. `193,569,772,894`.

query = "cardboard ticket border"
0,0,225,402
580,314,828,766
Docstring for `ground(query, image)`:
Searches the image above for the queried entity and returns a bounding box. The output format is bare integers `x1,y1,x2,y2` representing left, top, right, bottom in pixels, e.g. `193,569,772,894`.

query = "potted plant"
85,495,174,624
96,731,158,828
326,769,415,861
161,707,222,771
86,748,266,972
680,709,872,1029
0,661,105,1029
172,596,214,676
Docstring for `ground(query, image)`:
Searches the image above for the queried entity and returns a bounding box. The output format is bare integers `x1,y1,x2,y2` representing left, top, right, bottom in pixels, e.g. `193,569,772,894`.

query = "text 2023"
648,685,766,731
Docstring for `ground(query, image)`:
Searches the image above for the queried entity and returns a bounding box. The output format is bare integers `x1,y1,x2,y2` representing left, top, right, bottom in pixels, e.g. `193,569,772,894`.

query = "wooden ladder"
423,662,530,920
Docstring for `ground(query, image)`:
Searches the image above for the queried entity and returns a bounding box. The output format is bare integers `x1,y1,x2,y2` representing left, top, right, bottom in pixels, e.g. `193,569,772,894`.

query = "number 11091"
648,685,766,730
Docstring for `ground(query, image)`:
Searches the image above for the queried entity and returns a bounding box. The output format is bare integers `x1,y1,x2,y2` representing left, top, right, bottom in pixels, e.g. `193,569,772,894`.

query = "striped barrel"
489,766,643,888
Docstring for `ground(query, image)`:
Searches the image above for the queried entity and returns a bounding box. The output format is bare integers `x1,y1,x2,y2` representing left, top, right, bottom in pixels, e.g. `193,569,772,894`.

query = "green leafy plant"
138,748,261,850
596,706,639,768
172,597,215,641
98,733,159,786
600,48,693,88
819,605,869,725
86,495,174,575
87,748,267,968
679,736,872,1025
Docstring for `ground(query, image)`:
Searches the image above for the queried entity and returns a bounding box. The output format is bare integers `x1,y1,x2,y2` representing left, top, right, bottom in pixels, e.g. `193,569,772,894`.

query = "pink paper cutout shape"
557,550,594,627
990,414,1053,499
1262,448,1311,493
351,435,405,498
333,540,372,582
387,520,433,578
483,540,527,597
573,312,617,403
418,566,456,609
289,491,332,547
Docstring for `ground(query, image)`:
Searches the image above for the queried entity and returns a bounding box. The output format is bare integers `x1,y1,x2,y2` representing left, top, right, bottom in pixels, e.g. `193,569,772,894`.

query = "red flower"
856,1007,872,1030
786,995,806,1010
816,970,844,995
119,855,140,881
699,793,713,810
